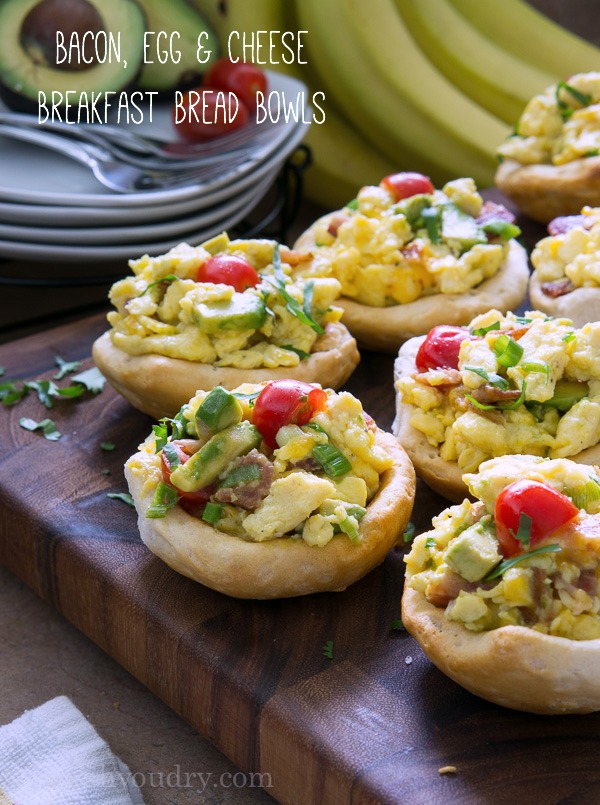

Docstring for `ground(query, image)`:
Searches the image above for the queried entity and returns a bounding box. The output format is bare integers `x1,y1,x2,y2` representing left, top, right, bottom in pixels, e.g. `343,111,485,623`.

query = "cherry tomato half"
380,172,435,201
173,87,249,141
161,441,214,514
252,380,328,450
203,57,267,113
494,479,579,558
196,254,260,292
415,325,472,371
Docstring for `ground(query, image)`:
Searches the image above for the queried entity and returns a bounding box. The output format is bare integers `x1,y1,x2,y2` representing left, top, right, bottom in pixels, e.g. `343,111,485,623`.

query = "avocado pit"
20,0,104,70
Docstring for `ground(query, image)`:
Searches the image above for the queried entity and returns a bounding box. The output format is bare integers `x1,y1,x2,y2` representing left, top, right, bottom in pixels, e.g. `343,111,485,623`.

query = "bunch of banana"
192,0,600,210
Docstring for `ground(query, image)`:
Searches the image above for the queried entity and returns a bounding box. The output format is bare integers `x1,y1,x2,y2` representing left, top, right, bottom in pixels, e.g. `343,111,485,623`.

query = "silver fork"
0,110,284,166
0,124,262,193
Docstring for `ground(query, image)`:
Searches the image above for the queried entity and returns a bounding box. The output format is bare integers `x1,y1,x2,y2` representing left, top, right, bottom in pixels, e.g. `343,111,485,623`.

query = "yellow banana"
299,0,509,185
294,0,478,185
395,0,554,125
449,0,600,78
190,0,395,209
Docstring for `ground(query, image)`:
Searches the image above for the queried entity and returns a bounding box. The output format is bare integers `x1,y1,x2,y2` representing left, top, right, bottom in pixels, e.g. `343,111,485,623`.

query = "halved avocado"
136,0,219,93
0,0,145,112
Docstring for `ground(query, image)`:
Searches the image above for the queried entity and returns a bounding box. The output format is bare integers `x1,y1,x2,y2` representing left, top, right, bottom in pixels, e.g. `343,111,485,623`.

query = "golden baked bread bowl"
92,233,359,419
293,173,529,353
495,72,600,224
528,208,600,327
402,455,600,714
393,309,600,502
125,381,415,598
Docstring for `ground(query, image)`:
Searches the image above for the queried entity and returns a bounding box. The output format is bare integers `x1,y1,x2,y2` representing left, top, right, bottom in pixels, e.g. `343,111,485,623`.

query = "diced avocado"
445,522,502,582
395,193,432,227
200,232,230,255
193,293,266,333
136,0,219,92
195,386,242,435
543,379,589,411
169,421,262,492
441,203,487,252
319,499,366,521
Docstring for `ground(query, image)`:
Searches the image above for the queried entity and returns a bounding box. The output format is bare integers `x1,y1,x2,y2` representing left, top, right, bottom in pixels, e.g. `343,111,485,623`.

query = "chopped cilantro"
71,366,106,393
1,381,29,406
510,512,533,548
107,492,135,507
485,543,560,581
19,417,61,441
322,640,334,659
464,366,508,390
403,522,416,544
100,441,116,451
271,245,324,335
137,274,179,297
54,356,81,380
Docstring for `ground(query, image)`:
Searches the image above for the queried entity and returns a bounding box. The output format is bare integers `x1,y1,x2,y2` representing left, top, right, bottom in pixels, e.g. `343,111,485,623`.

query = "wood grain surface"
2,309,600,805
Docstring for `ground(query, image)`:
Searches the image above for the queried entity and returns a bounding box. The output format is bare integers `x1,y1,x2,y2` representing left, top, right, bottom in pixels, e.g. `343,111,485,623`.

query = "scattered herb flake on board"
100,441,116,451
322,640,334,659
54,356,81,380
0,381,28,406
102,469,110,475
71,366,106,393
403,522,416,544
19,417,61,441
107,492,135,507
0,367,4,376
390,620,405,631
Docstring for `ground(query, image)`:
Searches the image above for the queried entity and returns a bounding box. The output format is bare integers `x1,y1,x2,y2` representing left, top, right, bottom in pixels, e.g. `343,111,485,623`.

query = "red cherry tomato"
252,380,328,449
494,480,579,558
415,325,472,371
196,254,260,292
380,172,435,201
161,441,214,513
173,87,249,141
203,57,267,113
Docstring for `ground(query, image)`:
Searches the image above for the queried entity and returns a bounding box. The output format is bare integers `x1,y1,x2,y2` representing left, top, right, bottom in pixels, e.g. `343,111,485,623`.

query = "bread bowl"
495,72,600,224
125,380,415,598
92,233,360,419
393,309,600,501
402,454,600,714
293,174,529,352
528,208,600,327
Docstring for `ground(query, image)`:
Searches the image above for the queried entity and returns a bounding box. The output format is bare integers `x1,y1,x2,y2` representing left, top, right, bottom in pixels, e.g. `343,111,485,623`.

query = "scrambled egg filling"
498,71,600,166
405,456,600,639
106,233,342,368
396,309,600,471
295,178,515,306
127,383,393,548
532,206,600,288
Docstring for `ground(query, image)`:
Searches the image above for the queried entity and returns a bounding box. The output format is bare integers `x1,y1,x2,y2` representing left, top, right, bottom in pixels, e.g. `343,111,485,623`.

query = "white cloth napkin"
0,696,145,805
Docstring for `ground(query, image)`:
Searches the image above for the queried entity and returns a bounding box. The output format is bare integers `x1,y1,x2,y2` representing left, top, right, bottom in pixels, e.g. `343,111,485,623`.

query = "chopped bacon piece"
469,385,522,405
426,570,474,608
413,368,462,387
325,212,349,238
402,240,425,263
476,200,516,226
541,278,576,298
279,246,312,266
213,449,274,511
547,214,588,236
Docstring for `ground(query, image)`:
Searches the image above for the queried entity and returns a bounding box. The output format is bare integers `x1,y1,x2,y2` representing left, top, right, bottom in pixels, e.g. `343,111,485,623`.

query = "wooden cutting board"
2,313,600,805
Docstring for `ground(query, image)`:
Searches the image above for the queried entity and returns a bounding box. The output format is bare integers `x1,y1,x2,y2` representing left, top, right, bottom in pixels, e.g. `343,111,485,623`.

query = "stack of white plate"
0,72,310,264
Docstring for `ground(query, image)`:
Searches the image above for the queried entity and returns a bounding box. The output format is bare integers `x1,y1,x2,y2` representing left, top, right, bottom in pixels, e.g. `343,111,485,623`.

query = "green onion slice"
464,366,508,390
312,442,352,477
563,332,576,343
556,81,592,120
345,198,358,210
520,361,550,379
202,502,223,525
471,321,501,337
338,515,361,543
570,476,600,511
218,464,262,488
422,206,442,243
403,522,416,544
482,221,521,240
146,482,178,518
484,543,561,581
493,334,524,367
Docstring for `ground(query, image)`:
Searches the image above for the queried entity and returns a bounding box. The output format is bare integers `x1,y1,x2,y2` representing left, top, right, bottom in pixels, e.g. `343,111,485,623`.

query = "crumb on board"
438,765,457,775
405,656,413,665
